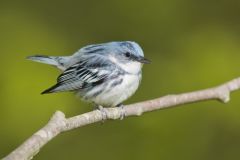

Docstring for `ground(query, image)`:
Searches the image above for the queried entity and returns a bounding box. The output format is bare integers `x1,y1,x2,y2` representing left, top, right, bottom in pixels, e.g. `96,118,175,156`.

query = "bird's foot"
117,104,126,120
97,105,108,122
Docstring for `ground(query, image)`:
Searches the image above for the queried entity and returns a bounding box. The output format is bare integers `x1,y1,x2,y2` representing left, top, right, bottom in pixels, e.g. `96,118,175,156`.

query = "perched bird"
27,41,150,113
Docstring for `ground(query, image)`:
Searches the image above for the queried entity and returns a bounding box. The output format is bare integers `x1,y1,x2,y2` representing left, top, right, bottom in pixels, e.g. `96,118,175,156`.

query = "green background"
1,0,240,159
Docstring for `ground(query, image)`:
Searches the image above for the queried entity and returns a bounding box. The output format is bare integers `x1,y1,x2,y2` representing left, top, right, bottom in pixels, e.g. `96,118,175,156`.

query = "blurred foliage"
1,0,240,159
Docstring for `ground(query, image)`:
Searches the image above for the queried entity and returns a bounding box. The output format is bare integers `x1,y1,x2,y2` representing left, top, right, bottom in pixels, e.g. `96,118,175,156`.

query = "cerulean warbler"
27,41,150,110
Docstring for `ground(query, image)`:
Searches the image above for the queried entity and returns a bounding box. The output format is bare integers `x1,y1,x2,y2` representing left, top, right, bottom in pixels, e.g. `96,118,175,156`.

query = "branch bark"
4,77,240,160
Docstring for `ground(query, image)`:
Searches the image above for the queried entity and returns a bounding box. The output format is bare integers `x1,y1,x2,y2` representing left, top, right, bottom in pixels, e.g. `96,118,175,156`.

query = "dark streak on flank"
91,89,104,97
110,78,123,87
90,78,106,87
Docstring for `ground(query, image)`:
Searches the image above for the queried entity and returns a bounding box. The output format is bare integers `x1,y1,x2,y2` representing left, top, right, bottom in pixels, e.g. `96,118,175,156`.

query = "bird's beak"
136,56,151,64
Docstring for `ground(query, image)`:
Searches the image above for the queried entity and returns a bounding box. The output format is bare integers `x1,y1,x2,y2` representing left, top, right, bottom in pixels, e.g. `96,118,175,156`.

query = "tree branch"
3,77,240,160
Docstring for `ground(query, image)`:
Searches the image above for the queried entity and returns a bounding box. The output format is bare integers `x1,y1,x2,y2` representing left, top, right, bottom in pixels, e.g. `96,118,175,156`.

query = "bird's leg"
116,103,125,120
95,105,108,122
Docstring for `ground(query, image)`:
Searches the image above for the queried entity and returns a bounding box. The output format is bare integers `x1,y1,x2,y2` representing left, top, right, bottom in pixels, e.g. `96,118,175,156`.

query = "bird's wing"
41,59,116,94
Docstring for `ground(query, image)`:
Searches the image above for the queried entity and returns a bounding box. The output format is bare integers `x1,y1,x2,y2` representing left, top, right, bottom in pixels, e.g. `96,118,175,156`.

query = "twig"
3,77,240,160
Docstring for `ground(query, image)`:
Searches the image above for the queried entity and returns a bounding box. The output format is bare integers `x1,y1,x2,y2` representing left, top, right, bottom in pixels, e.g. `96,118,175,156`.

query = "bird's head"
107,41,150,74
110,41,150,64
80,41,150,74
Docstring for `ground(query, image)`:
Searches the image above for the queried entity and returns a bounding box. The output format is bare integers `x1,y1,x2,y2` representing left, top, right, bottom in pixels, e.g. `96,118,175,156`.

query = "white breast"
90,73,141,107
82,57,143,107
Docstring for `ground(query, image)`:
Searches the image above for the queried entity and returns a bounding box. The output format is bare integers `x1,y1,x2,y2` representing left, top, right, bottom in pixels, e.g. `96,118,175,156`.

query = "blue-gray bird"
27,41,150,109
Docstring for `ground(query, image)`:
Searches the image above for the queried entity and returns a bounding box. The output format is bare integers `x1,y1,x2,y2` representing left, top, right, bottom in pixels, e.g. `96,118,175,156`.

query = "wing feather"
41,60,114,94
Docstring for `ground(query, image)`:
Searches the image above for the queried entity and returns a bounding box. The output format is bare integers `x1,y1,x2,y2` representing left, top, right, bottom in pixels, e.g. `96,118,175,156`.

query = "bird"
27,41,150,118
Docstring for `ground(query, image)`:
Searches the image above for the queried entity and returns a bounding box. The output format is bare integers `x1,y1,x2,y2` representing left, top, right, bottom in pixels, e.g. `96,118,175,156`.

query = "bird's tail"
27,55,60,66
27,55,69,70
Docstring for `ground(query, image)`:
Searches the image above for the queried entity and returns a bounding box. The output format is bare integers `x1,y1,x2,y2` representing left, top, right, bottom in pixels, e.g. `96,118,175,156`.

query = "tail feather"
41,83,60,94
27,55,59,66
41,83,75,94
27,55,70,70
27,54,72,94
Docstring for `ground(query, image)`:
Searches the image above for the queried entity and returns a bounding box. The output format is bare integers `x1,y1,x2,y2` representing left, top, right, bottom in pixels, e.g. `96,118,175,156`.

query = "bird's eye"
125,52,131,58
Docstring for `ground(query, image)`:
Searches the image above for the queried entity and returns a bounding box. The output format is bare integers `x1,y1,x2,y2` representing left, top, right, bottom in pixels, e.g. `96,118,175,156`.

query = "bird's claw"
117,104,126,120
97,105,108,122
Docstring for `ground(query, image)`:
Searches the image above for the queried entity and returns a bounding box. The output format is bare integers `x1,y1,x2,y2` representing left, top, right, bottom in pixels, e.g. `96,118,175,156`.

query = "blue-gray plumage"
27,41,150,107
